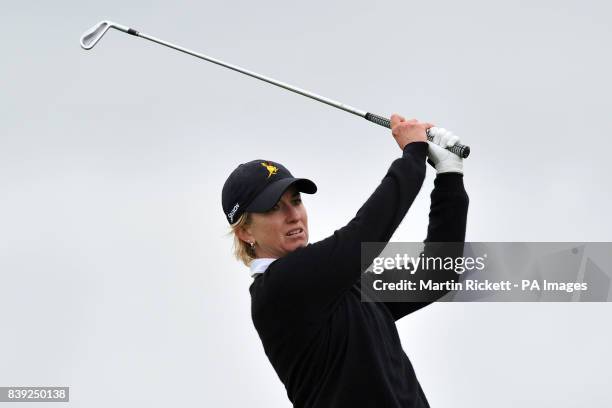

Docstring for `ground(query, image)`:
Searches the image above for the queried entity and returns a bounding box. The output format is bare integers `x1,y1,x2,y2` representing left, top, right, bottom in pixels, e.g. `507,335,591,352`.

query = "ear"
235,225,254,245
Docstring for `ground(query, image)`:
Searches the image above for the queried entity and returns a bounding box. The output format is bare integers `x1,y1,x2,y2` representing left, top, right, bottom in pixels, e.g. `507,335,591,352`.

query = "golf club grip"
364,112,471,159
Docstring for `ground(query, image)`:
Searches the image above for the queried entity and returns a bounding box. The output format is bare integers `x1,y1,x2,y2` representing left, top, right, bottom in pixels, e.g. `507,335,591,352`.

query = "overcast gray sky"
2,1,611,407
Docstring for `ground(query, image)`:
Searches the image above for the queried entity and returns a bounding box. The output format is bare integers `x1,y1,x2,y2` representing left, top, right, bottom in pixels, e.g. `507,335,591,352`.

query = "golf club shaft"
104,24,471,158
138,31,365,117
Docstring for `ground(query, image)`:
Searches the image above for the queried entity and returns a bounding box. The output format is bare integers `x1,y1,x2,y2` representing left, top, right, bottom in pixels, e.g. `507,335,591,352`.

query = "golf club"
80,20,471,158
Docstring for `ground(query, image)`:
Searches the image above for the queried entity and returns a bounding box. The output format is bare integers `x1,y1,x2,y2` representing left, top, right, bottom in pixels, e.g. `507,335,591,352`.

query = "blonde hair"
228,212,255,266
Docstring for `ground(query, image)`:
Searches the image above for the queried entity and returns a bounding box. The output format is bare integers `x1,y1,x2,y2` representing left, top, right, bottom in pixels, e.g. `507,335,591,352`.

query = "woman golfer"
222,114,469,407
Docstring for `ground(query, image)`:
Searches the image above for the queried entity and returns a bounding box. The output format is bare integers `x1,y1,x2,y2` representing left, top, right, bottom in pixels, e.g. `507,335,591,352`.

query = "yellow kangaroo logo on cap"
261,162,278,178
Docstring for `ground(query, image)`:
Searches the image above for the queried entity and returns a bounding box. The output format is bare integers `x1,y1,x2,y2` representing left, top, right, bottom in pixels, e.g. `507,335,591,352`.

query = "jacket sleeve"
259,142,429,319
382,173,469,321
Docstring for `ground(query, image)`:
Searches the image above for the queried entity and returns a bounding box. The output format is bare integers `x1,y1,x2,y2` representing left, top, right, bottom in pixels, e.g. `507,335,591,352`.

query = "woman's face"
240,186,309,259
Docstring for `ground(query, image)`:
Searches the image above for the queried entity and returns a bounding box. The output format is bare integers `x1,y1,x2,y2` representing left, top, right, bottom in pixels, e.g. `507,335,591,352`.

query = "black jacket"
249,142,469,407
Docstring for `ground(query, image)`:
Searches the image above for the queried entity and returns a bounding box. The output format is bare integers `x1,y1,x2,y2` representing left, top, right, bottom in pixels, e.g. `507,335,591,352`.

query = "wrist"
434,172,465,190
402,141,428,157
436,164,463,175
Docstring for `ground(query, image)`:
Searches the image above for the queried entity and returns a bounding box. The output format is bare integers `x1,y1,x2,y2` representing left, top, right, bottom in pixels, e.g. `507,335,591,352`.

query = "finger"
390,113,406,128
428,126,439,135
429,128,444,145
441,131,454,146
446,134,460,147
423,122,436,129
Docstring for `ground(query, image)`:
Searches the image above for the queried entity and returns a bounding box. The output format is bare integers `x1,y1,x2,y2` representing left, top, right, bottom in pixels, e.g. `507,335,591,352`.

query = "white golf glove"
426,127,463,174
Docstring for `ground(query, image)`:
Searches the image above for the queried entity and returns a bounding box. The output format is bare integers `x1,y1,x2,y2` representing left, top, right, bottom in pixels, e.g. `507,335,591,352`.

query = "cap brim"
246,178,317,213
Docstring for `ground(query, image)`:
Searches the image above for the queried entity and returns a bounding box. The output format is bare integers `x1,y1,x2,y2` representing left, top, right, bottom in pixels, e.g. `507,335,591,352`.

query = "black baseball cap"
222,159,317,224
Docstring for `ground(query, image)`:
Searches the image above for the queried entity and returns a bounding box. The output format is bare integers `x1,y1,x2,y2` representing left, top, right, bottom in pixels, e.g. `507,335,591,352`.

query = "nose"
284,203,300,223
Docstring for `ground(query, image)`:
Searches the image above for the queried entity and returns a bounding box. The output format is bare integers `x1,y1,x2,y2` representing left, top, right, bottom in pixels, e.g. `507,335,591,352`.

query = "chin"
285,240,308,253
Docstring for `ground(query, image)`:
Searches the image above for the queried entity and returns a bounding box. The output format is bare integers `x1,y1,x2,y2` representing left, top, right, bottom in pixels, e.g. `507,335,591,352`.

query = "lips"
286,228,304,237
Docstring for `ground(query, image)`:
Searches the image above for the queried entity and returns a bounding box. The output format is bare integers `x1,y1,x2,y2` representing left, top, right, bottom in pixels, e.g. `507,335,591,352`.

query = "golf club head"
80,20,131,50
